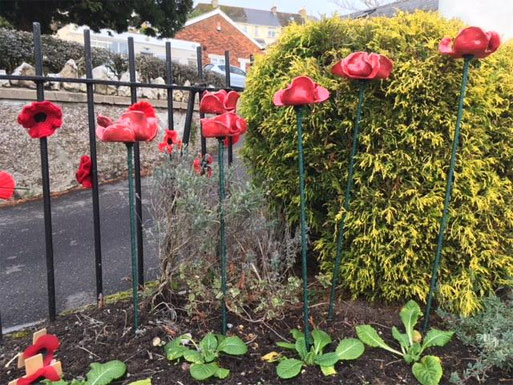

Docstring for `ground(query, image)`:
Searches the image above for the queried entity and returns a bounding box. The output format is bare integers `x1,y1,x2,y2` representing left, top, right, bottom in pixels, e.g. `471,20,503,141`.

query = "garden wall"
0,87,200,201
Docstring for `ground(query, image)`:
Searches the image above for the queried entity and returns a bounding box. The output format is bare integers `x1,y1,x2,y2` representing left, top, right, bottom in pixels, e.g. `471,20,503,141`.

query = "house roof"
192,3,305,27
184,8,265,50
348,0,439,18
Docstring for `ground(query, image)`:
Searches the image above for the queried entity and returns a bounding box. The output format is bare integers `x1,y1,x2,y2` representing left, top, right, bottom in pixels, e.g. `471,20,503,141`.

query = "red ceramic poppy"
193,154,214,177
16,366,61,385
17,101,63,139
97,114,114,128
200,90,240,114
128,101,157,118
273,76,330,106
23,334,60,366
201,112,247,138
439,27,500,59
0,171,16,200
76,155,93,189
96,110,158,143
158,130,183,154
331,52,393,80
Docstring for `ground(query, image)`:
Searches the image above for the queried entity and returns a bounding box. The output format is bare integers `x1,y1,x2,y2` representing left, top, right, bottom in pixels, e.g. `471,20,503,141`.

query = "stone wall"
0,88,203,201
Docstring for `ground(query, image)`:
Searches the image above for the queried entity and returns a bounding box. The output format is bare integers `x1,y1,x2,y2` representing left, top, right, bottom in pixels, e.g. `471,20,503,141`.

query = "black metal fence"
0,22,246,339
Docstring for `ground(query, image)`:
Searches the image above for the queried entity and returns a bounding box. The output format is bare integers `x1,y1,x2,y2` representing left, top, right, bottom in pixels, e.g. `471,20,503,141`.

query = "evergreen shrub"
240,11,513,315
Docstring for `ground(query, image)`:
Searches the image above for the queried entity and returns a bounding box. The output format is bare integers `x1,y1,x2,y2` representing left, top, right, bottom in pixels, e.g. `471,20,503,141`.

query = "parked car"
204,64,246,89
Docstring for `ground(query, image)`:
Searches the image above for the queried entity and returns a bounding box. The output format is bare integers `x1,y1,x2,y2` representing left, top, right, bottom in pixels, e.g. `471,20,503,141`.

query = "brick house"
175,8,264,72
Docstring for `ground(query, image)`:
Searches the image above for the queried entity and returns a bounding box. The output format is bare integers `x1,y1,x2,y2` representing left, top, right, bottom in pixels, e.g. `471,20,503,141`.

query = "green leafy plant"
44,360,142,385
439,295,513,384
164,333,248,381
271,328,364,379
241,11,513,316
356,300,453,385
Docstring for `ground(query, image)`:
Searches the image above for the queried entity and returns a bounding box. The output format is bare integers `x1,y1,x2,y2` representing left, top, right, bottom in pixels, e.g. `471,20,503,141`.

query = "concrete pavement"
0,178,159,331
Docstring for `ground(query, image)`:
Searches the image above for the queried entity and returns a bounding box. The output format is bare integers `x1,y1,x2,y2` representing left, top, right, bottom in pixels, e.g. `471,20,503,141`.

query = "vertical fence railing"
127,37,145,288
83,29,104,306
197,47,207,156
34,22,57,322
165,42,174,132
0,26,244,331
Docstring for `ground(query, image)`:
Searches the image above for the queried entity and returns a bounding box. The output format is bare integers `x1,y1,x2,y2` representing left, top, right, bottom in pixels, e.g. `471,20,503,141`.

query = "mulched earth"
1,296,510,385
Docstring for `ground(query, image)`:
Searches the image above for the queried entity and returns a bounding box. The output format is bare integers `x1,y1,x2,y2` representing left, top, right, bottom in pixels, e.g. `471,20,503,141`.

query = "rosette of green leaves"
164,333,248,381
356,300,453,385
274,329,364,379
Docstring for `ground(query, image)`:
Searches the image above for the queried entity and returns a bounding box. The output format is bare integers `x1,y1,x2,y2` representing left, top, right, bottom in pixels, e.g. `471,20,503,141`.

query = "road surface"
0,179,159,332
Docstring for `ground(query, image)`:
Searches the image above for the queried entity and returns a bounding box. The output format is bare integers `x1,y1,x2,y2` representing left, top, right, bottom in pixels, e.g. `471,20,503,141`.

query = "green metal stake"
218,138,227,335
296,106,312,350
328,80,367,321
126,143,139,332
423,55,472,332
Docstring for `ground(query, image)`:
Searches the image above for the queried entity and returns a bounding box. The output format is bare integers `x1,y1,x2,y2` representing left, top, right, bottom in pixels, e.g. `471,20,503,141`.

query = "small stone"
152,337,161,347
10,62,36,88
227,323,233,329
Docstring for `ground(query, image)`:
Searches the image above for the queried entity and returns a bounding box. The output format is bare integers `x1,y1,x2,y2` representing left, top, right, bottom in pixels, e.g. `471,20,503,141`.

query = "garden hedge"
0,28,223,86
240,11,513,315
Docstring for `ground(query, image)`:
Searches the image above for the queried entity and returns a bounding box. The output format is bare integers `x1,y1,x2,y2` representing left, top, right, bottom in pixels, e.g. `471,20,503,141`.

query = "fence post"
83,29,104,307
33,22,56,321
224,51,233,165
165,42,175,131
127,37,144,289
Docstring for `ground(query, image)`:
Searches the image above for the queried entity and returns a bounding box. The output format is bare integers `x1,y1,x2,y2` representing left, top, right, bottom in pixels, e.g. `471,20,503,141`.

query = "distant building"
347,0,438,18
175,8,264,71
57,24,200,66
191,0,311,47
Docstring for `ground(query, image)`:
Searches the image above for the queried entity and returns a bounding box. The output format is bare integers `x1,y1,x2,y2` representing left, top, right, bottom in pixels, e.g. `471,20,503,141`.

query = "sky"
192,0,366,18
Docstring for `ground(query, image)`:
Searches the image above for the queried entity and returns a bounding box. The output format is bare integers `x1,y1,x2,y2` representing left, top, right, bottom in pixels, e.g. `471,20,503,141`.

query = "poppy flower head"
201,112,247,138
128,101,157,118
200,90,240,114
23,334,60,367
0,171,16,200
193,153,214,177
439,26,501,59
16,365,61,385
17,101,63,139
76,155,93,189
273,76,330,106
96,106,159,143
331,52,393,80
158,129,183,154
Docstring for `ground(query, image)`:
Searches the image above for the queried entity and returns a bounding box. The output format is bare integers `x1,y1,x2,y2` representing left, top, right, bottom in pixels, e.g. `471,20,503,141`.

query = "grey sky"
193,0,349,18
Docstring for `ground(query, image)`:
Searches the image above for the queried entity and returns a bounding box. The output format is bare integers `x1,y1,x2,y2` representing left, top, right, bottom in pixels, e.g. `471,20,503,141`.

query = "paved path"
0,179,159,331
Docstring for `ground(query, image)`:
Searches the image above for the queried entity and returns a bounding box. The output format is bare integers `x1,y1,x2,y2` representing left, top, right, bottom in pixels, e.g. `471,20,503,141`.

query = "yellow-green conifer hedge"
240,11,513,315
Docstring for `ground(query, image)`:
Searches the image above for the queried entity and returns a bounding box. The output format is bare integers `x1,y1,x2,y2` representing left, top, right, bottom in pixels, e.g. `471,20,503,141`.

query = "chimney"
212,0,219,8
299,7,307,20
271,5,277,15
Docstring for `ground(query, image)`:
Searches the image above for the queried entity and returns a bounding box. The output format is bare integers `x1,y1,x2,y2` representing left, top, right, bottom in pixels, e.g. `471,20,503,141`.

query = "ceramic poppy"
331,52,393,80
128,100,157,118
273,76,330,106
17,101,63,139
0,171,16,200
158,130,183,154
200,90,240,114
201,112,247,138
16,365,61,385
193,154,214,177
76,155,93,189
439,26,500,59
96,110,158,143
23,334,60,366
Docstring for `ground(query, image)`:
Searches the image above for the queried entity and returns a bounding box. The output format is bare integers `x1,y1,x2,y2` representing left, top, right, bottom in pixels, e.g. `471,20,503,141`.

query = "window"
254,26,259,37
90,39,110,50
241,25,248,33
268,28,276,38
229,66,246,76
208,54,225,65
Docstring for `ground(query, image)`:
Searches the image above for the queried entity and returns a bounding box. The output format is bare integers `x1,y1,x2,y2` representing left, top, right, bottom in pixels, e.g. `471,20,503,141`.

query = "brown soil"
0,298,510,385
